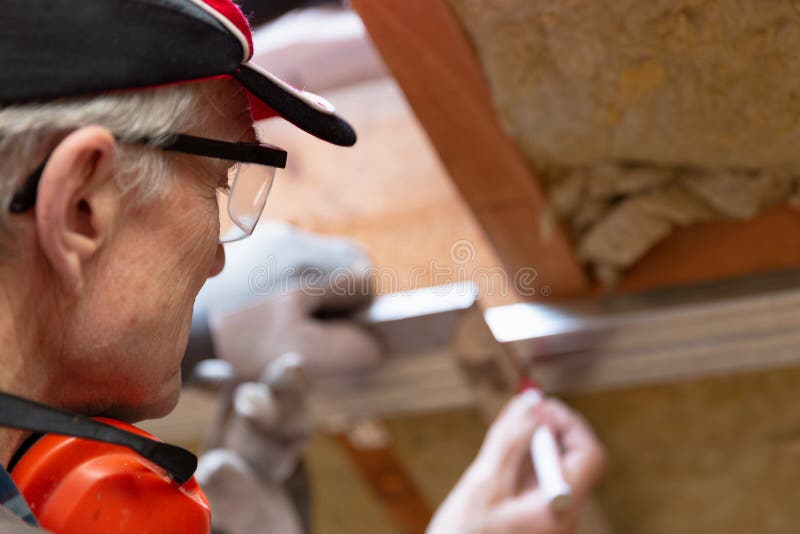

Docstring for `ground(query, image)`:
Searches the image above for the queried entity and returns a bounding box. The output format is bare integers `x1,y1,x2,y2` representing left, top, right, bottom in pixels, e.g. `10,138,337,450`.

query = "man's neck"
0,281,47,467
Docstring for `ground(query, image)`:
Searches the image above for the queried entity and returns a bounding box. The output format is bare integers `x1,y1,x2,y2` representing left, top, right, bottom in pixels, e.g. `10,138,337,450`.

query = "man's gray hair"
0,84,207,242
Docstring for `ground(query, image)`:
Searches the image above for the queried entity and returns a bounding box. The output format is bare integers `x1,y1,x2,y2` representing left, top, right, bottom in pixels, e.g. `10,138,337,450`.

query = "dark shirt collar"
0,464,37,526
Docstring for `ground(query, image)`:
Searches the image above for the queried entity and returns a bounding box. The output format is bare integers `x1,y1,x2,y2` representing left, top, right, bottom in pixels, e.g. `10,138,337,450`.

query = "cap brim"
235,63,356,147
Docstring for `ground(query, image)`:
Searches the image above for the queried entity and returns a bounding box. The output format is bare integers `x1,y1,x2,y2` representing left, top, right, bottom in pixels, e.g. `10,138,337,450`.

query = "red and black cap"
0,0,356,146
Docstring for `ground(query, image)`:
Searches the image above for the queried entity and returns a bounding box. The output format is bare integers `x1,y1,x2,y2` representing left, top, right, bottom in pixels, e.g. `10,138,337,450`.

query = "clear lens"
219,163,277,243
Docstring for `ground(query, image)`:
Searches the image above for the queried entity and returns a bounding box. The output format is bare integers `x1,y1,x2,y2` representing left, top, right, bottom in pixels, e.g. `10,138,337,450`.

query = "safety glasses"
8,133,288,244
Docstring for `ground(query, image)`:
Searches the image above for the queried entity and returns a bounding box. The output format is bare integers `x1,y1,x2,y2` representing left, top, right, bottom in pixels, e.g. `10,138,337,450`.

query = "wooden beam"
335,421,433,534
351,0,589,298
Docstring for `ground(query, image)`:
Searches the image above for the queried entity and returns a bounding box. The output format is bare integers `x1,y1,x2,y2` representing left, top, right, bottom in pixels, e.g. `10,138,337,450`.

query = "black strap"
0,392,196,485
7,433,42,472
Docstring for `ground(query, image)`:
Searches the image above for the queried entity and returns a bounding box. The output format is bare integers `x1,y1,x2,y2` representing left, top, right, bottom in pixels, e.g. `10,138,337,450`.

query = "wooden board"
335,426,433,534
617,205,800,292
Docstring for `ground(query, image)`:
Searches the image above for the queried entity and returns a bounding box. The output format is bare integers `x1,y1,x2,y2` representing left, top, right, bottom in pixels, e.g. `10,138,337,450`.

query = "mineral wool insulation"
447,0,800,284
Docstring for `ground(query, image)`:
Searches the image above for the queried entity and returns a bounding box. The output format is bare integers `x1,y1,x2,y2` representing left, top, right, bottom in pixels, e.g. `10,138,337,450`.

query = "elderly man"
0,1,606,533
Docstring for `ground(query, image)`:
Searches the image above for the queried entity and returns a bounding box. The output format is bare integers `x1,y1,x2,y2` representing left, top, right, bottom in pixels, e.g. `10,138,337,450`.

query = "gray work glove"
190,221,382,380
196,353,311,534
191,223,382,533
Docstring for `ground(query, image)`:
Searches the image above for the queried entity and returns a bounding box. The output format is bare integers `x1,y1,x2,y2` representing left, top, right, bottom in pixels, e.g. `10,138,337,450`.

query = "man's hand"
427,392,607,534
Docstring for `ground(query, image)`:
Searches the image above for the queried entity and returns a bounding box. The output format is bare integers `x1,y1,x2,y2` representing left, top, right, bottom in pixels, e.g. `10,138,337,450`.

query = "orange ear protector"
0,393,211,534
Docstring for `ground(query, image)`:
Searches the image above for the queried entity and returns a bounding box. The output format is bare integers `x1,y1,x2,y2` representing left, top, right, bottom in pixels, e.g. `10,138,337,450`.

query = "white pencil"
521,388,573,513
531,424,573,513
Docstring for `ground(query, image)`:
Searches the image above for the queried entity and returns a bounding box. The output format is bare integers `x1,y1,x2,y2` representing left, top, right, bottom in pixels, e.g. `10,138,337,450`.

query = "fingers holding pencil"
495,394,607,533
428,390,606,534
474,391,606,503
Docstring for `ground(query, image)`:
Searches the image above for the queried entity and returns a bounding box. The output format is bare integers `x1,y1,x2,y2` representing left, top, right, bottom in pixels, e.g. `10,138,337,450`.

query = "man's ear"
36,126,119,293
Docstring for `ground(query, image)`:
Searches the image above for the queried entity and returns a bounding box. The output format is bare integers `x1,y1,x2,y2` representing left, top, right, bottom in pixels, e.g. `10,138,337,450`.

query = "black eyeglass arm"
8,132,288,214
153,134,288,168
8,160,47,213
